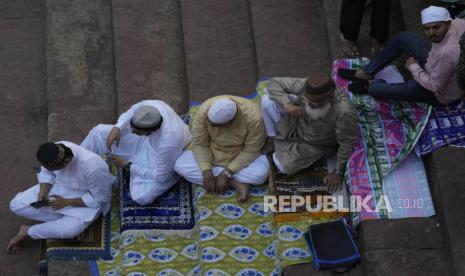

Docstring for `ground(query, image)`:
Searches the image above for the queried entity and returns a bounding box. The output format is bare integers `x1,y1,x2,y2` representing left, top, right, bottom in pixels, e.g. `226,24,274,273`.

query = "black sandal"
348,80,369,95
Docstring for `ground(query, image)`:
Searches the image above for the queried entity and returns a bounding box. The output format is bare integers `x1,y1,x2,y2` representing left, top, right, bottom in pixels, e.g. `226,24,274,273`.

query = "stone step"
181,0,257,102
0,0,47,274
424,147,465,276
362,248,451,276
250,0,330,77
46,0,116,142
359,218,443,251
112,0,188,114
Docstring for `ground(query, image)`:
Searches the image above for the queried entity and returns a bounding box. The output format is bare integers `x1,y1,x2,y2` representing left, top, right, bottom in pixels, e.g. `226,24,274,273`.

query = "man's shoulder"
334,92,356,113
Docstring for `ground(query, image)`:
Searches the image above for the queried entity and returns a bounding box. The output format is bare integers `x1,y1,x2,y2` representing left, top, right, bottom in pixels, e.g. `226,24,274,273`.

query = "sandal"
340,34,361,59
348,80,369,95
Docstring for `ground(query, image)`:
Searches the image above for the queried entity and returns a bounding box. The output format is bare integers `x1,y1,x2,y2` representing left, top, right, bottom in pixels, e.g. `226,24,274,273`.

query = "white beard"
303,101,332,120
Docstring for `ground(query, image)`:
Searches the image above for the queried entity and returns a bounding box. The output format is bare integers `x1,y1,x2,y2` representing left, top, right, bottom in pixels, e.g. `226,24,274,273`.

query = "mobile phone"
30,199,50,209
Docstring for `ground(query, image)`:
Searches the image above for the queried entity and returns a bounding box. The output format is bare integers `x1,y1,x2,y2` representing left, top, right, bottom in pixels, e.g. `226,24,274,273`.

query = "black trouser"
340,0,391,44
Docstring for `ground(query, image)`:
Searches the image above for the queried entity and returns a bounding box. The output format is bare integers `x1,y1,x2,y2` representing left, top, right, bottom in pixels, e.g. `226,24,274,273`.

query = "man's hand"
405,57,418,68
324,172,343,194
216,171,230,194
284,103,304,118
110,155,129,168
202,170,216,193
38,183,52,201
49,196,69,210
106,127,121,151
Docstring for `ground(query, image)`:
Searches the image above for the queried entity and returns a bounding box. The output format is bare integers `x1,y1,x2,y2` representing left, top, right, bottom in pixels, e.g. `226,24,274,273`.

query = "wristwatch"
223,169,234,179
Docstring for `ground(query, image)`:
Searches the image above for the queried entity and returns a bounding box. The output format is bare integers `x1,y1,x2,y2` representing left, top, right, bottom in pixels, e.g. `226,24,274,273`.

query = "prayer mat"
333,59,435,225
119,170,195,234
419,99,465,155
38,211,111,276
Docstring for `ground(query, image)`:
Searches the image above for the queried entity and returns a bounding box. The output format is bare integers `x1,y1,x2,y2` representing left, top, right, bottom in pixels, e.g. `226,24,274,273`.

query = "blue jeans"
364,31,440,105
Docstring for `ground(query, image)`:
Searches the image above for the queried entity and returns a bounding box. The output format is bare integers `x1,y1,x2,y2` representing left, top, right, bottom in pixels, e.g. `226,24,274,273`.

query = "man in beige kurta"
175,95,269,202
261,73,358,193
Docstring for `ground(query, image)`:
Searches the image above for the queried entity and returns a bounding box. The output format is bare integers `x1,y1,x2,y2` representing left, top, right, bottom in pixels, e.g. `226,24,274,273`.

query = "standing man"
7,142,114,254
338,6,465,105
175,96,269,202
81,100,191,206
261,73,358,193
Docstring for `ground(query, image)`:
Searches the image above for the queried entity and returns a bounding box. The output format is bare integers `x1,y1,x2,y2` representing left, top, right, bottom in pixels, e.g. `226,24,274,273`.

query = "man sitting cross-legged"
261,73,358,193
7,142,114,254
175,96,269,202
81,100,192,206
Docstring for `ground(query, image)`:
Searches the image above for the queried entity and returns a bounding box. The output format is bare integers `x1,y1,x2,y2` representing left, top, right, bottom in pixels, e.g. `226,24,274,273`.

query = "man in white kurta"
7,141,114,254
81,100,192,206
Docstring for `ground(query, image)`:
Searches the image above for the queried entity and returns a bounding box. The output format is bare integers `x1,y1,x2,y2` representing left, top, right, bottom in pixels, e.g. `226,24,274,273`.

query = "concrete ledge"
250,0,330,77
362,248,450,276
181,0,257,102
113,0,188,114
359,218,443,251
46,0,116,141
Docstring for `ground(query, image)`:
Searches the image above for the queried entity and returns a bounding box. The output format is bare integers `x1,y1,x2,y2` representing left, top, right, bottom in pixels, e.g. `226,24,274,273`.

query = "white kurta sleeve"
81,168,113,209
130,145,180,184
36,166,56,184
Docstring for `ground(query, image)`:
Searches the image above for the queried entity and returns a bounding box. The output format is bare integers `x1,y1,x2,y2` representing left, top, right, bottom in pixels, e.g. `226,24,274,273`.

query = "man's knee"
87,124,111,138
59,219,87,239
9,196,27,214
261,95,277,113
393,31,416,43
130,190,154,206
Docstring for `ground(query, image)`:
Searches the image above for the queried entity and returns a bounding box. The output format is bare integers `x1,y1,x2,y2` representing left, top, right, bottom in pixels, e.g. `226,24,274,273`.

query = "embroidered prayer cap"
131,105,162,130
207,97,238,124
305,72,336,95
36,142,67,168
421,6,452,25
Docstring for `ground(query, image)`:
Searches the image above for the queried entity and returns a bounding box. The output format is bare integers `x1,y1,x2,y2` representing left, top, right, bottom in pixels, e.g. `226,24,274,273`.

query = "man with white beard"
261,73,358,193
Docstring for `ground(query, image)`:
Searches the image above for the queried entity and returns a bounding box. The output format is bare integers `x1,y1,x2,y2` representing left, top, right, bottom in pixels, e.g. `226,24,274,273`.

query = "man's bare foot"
231,180,250,203
354,69,372,80
261,138,274,154
6,225,30,255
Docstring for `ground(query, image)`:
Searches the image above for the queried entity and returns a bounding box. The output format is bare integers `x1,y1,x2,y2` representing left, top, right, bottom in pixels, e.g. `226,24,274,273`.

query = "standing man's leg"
340,0,366,57
370,0,391,55
368,79,440,105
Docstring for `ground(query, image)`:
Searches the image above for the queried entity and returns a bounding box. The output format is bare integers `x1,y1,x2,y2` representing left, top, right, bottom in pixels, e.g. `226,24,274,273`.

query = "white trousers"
260,94,284,137
81,124,170,206
174,150,269,185
10,194,92,240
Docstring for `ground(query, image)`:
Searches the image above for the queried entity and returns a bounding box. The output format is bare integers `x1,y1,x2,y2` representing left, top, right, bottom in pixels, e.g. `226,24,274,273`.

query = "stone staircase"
1,0,464,275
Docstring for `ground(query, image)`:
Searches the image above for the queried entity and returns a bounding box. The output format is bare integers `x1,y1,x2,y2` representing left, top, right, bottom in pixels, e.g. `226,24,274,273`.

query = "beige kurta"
191,95,266,173
267,77,358,175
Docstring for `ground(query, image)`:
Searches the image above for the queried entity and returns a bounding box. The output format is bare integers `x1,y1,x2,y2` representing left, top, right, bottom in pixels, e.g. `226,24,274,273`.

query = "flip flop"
348,80,369,95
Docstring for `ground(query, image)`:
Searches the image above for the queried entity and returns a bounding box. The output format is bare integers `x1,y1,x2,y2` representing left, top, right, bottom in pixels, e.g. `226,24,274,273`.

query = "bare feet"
340,34,360,59
261,138,275,154
6,225,30,255
371,38,384,57
231,180,250,203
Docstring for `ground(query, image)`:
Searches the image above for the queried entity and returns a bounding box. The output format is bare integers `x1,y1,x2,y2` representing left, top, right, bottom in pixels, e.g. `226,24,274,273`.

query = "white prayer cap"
421,6,452,25
131,105,162,129
207,98,237,124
